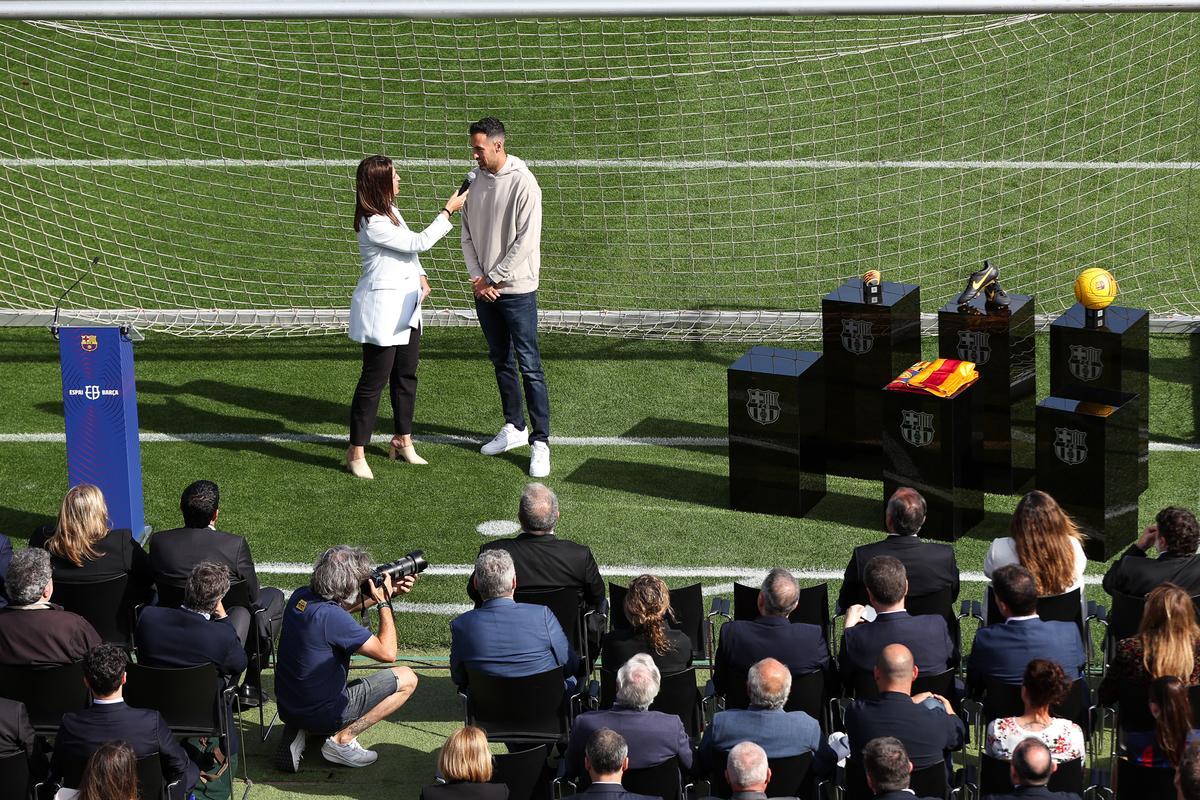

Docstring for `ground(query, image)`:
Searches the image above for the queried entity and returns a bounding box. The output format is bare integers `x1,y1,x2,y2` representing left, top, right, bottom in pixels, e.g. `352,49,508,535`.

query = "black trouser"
349,333,421,446
227,586,285,688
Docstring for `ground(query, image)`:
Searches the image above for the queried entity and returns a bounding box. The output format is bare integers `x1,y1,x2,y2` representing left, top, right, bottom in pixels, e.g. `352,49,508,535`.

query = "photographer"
274,545,418,772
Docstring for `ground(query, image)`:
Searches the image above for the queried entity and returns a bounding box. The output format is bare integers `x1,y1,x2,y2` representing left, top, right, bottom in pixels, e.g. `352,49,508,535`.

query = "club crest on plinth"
84,384,101,400
1054,427,1088,465
746,388,780,426
1067,345,1103,382
956,331,991,366
841,319,874,355
900,410,934,447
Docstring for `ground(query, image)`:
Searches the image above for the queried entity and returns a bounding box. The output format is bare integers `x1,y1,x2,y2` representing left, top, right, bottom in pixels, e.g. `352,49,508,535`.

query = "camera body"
366,550,429,590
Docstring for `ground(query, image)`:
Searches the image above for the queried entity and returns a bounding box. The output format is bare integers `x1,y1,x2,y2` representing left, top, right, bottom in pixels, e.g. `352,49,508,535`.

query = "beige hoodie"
461,154,542,294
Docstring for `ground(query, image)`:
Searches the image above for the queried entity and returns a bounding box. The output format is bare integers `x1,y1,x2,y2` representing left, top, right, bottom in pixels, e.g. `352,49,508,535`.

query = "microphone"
457,171,476,197
51,255,100,340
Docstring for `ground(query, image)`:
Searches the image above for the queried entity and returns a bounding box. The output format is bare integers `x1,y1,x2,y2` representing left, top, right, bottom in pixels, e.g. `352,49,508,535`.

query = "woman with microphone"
346,156,468,478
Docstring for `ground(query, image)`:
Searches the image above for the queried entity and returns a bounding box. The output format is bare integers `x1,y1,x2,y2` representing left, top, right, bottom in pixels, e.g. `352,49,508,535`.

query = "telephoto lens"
368,550,429,589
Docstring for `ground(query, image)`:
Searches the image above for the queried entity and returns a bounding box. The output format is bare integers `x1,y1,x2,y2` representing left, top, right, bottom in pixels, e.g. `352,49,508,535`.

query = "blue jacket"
697,706,822,771
134,605,248,681
566,704,692,779
450,598,579,691
840,610,954,688
713,616,829,694
967,616,1086,691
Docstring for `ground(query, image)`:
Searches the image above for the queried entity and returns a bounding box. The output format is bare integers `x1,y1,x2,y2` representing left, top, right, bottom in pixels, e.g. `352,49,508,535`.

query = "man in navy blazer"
50,644,198,796
839,556,954,692
450,549,580,692
967,565,1086,694
980,738,1081,800
713,568,829,695
579,728,660,800
566,653,691,780
862,736,943,800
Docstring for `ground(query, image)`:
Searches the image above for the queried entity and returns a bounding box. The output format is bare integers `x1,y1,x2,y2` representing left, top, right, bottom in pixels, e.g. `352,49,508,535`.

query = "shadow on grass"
0,505,54,543
1148,333,1200,443
565,457,727,508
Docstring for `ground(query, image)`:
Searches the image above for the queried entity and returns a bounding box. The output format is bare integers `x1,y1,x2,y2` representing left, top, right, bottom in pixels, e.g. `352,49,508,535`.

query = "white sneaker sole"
275,727,306,773
480,434,529,455
321,743,379,768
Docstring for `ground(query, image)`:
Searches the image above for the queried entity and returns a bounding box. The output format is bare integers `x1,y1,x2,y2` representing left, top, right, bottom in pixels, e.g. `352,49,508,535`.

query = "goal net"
0,13,1196,339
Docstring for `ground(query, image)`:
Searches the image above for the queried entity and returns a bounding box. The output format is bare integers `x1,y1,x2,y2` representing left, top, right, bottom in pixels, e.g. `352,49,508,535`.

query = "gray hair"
585,729,627,776
726,742,769,789
184,561,231,615
518,483,559,534
615,653,661,710
862,737,910,792
747,657,791,710
474,549,516,601
760,568,799,617
7,547,52,606
310,545,372,605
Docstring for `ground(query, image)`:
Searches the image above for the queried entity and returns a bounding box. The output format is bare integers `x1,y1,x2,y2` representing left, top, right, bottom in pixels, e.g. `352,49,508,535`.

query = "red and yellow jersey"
886,358,980,398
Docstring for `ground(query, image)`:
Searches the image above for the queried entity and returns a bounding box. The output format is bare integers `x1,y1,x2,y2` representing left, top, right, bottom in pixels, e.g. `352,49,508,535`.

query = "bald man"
981,738,1077,800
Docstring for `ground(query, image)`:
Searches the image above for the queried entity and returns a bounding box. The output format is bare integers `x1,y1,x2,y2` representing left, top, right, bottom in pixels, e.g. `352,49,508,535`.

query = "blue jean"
475,291,550,444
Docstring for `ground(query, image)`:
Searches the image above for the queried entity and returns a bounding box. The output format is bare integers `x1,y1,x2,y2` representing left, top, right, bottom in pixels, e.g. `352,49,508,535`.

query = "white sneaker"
321,736,379,768
529,441,550,478
480,423,529,455
274,725,306,773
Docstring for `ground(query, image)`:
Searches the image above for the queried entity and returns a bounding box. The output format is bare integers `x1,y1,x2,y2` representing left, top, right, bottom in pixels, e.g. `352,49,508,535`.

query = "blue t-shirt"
275,586,372,732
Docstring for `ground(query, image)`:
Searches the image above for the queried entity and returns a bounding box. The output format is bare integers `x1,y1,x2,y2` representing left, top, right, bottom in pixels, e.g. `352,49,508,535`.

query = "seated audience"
844,645,965,770
451,549,580,692
50,644,198,795
0,697,34,763
0,547,100,665
985,659,1085,763
980,738,1078,800
601,574,692,674
713,567,828,696
985,490,1086,599
579,729,658,800
840,556,954,691
0,532,11,606
719,741,778,800
862,736,942,800
1150,676,1193,769
419,727,508,800
565,653,692,780
1180,740,1200,800
967,565,1086,693
274,545,419,772
1104,507,1200,599
838,488,959,611
78,741,138,800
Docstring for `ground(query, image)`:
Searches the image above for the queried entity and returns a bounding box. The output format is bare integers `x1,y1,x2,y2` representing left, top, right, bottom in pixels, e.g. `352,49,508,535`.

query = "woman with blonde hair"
985,490,1087,597
600,574,692,674
79,740,138,800
420,726,507,800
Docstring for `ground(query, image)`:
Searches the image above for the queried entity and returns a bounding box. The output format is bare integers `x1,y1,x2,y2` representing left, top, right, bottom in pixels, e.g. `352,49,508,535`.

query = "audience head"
1151,675,1193,768
473,549,516,602
725,742,770,792
584,729,628,781
52,483,108,567
759,568,800,618
862,736,912,794
1179,740,1200,800
518,482,559,535
184,561,231,615
864,555,907,609
310,545,372,606
437,726,492,784
6,547,52,606
1139,582,1200,681
992,564,1038,618
874,644,916,693
885,487,927,536
181,480,220,529
1011,738,1055,787
1021,658,1071,713
747,657,791,710
1157,507,1200,558
83,644,128,698
615,653,661,711
79,741,138,800
1010,490,1082,596
624,574,676,656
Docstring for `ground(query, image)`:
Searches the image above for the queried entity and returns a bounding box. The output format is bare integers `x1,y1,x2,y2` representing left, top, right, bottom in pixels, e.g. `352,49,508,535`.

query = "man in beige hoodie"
463,117,551,478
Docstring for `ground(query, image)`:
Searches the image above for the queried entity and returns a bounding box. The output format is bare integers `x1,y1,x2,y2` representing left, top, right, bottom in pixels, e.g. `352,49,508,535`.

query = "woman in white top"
984,490,1087,601
345,155,467,478
985,657,1086,763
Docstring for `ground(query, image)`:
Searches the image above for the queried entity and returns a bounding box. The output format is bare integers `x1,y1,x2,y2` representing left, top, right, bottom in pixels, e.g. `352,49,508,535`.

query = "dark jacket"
578,782,660,800
0,697,34,760
420,783,509,800
712,616,829,694
838,534,960,612
981,787,1082,800
839,611,954,690
844,691,965,769
469,533,605,611
600,628,692,674
1101,543,1200,598
149,526,262,603
134,605,248,680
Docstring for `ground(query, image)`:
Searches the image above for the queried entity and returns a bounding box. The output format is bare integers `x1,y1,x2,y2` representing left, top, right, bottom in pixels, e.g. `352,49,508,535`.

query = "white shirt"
983,536,1087,594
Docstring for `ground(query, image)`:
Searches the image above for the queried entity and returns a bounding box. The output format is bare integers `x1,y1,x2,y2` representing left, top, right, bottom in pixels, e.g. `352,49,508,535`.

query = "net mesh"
0,14,1196,339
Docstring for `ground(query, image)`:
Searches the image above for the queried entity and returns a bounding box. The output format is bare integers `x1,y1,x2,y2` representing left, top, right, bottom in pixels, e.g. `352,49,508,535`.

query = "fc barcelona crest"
746,388,781,426
1067,345,1103,382
899,410,935,447
80,334,98,352
956,331,991,366
841,319,874,355
1054,427,1088,465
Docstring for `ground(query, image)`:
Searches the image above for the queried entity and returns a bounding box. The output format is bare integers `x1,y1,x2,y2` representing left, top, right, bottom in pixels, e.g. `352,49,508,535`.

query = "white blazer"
349,208,453,346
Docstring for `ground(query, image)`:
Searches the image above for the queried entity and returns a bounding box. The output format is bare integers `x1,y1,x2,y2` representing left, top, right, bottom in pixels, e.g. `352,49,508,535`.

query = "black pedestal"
1049,304,1149,494
728,347,827,517
882,381,983,542
823,280,921,480
1036,394,1140,560
937,293,1035,494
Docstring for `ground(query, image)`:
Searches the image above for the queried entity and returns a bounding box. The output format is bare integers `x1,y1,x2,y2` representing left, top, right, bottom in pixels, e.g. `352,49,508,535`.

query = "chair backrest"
155,582,186,610
0,752,30,800
135,753,165,800
911,670,959,717
609,582,707,661
652,668,702,737
622,756,682,800
979,755,1083,797
845,757,946,800
981,678,1090,733
984,586,1084,638
733,582,824,626
721,669,826,726
53,574,134,646
905,586,955,622
515,587,586,659
465,668,568,744
1116,758,1176,800
708,751,814,800
157,579,252,612
490,743,550,800
123,662,223,737
1108,592,1147,645
0,661,90,733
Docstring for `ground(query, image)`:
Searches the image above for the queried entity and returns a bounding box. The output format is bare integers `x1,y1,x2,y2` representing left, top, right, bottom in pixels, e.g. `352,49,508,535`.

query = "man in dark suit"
148,480,285,705
0,547,100,666
712,567,829,695
981,738,1080,800
565,653,691,780
967,565,1086,693
50,644,198,796
844,645,965,770
451,548,580,692
862,737,942,800
579,729,659,800
1103,506,1200,599
838,488,960,612
840,556,954,692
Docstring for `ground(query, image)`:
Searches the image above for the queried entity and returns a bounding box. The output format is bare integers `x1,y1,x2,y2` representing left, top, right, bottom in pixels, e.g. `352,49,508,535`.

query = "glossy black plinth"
937,293,1035,495
882,381,984,542
728,347,827,517
1036,394,1139,561
823,280,921,480
1050,304,1149,494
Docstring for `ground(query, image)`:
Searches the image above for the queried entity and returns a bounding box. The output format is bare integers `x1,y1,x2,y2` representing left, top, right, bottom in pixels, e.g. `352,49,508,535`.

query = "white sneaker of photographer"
321,736,379,767
480,423,529,455
529,441,550,478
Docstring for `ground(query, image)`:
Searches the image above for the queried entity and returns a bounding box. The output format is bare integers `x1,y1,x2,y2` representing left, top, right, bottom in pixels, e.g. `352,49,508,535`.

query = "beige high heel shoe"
389,438,428,465
345,446,374,479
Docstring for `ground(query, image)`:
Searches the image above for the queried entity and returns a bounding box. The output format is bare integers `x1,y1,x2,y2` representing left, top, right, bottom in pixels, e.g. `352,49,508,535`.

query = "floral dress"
985,716,1086,762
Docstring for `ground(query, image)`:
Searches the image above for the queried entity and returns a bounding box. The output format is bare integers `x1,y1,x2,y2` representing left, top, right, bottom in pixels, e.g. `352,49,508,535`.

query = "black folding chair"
515,586,594,674
845,757,947,800
622,756,684,800
0,752,30,800
976,754,1083,797
46,753,177,800
462,667,574,746
52,574,136,648
1116,758,1175,800
610,582,711,662
720,669,829,731
491,743,551,800
653,669,703,738
907,587,960,666
721,581,834,662
0,662,90,735
710,751,815,800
